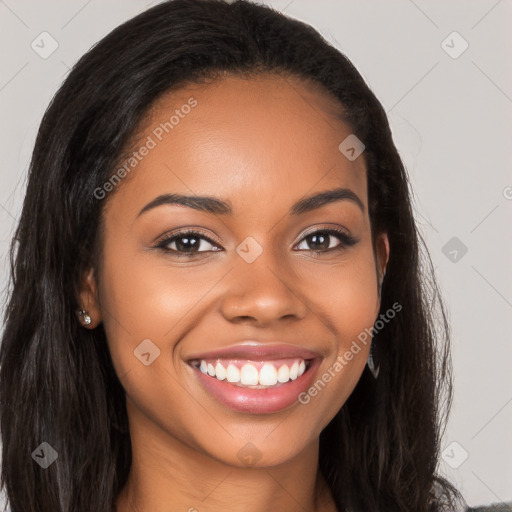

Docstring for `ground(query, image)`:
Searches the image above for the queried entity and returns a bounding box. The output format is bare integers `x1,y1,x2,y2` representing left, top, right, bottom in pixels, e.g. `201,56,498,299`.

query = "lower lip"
190,359,321,414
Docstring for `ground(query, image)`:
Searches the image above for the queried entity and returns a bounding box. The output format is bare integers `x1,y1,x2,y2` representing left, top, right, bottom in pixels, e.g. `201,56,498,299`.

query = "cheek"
294,248,379,409
98,243,213,338
96,248,205,440
334,267,380,347
97,239,229,389
298,248,380,345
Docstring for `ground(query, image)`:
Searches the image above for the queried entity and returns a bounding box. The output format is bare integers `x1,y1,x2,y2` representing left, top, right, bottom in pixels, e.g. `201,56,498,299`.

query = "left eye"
295,229,355,252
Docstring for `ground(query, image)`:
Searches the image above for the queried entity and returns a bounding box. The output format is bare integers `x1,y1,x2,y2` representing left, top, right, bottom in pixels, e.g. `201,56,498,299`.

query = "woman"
0,0,465,510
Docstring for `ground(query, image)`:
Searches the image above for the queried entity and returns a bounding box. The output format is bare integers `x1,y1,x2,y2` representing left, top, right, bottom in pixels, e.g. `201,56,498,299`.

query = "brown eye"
302,232,332,251
295,229,357,253
156,230,222,254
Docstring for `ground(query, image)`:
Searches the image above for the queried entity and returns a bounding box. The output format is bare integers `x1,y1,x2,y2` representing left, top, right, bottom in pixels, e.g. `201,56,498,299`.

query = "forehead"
105,73,367,218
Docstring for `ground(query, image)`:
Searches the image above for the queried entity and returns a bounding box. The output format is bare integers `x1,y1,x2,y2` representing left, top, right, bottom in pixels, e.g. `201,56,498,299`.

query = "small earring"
367,342,380,379
76,309,92,327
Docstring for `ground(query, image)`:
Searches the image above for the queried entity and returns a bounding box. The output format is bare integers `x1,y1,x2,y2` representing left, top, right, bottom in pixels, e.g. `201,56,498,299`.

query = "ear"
77,267,102,328
375,232,390,286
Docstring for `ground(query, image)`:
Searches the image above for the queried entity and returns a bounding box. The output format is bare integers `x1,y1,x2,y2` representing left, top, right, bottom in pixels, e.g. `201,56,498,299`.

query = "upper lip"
186,342,322,362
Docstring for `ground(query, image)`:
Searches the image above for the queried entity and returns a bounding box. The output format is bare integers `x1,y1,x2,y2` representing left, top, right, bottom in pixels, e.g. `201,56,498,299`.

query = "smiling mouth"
189,358,312,388
186,343,322,414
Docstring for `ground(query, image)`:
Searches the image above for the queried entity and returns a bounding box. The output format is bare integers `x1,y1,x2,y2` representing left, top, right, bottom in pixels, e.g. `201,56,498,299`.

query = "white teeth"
259,364,278,386
289,361,299,380
277,364,290,383
240,364,259,385
215,362,226,380
226,364,240,383
196,359,308,387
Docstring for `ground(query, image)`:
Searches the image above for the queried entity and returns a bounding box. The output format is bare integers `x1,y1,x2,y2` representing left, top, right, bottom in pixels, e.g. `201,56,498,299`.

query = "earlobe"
375,234,390,299
378,233,390,283
77,267,102,328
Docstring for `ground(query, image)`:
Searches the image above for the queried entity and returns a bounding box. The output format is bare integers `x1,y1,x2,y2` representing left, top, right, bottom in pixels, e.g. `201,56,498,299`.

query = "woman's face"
83,74,388,467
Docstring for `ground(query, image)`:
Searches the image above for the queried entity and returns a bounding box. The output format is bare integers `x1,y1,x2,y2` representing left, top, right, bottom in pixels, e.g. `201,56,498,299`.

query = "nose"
219,252,308,327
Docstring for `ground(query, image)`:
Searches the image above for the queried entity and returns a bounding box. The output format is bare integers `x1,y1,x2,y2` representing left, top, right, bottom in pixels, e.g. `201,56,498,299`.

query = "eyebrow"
137,187,364,217
290,187,364,214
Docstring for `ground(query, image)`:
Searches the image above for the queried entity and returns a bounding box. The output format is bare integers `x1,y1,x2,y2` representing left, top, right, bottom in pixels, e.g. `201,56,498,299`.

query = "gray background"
0,0,511,508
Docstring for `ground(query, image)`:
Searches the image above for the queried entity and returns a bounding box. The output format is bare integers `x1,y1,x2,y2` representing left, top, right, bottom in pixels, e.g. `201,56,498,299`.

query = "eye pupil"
307,233,329,250
176,236,199,252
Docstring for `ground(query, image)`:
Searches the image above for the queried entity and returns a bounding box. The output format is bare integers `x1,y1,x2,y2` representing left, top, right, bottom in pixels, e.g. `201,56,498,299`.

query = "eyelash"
154,227,358,257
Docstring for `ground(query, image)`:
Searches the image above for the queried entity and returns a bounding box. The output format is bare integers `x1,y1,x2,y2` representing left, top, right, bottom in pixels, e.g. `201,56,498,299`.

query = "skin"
80,73,389,512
